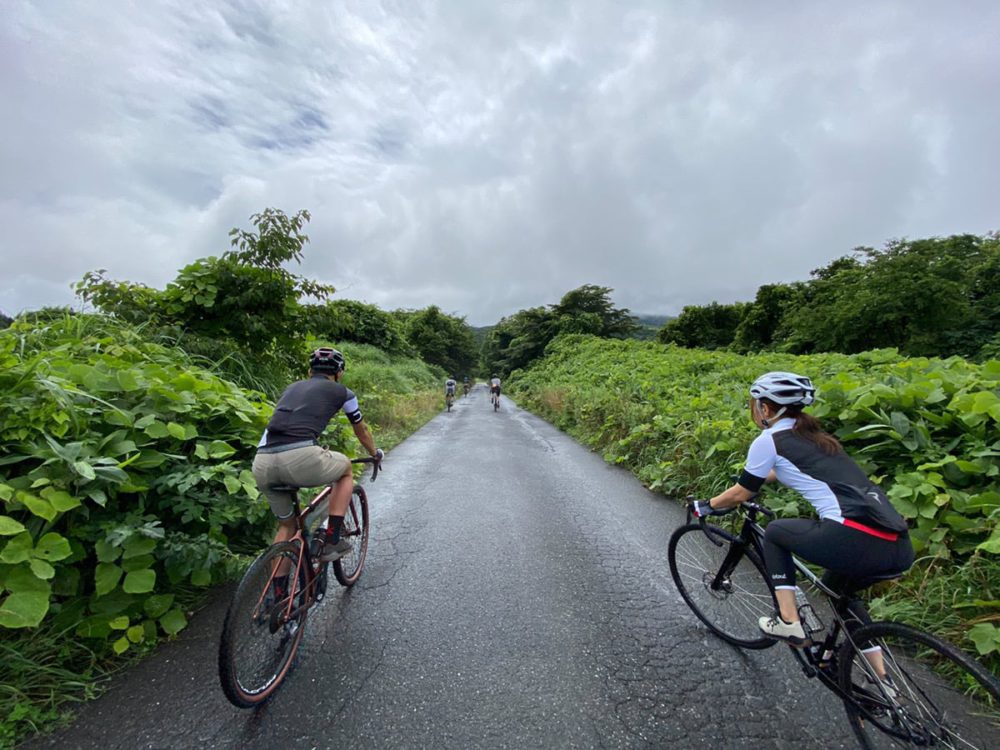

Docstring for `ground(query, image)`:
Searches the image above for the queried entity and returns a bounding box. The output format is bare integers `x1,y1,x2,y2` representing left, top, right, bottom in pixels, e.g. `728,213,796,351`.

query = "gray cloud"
1,0,998,325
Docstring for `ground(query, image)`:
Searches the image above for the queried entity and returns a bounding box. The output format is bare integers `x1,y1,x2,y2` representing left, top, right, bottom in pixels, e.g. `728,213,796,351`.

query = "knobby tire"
668,522,777,650
218,541,308,708
333,486,370,587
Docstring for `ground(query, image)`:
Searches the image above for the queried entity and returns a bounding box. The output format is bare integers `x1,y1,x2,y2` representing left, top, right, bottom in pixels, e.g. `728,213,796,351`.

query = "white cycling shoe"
759,614,811,647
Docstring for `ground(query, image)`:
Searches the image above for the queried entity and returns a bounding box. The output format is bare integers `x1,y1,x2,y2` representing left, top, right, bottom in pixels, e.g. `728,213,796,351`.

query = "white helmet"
750,371,816,407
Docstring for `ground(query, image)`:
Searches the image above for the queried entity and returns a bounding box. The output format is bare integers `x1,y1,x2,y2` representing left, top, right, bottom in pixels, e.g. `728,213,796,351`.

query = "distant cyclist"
462,375,470,397
445,375,457,400
252,348,383,566
690,372,913,647
489,374,501,407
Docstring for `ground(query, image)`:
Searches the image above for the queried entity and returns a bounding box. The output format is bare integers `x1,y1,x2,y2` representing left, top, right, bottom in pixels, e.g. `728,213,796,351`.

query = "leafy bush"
0,315,273,647
0,316,446,746
302,300,413,356
510,335,1000,665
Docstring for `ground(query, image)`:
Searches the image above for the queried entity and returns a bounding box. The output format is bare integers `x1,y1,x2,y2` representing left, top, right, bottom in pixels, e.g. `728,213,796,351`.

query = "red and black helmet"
309,347,345,374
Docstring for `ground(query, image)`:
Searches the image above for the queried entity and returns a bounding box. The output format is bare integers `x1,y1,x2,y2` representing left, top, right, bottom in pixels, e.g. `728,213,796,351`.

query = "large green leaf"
127,624,146,643
4,565,52,594
0,533,33,564
95,539,121,562
122,536,157,559
0,516,26,536
19,492,56,521
977,527,1000,554
122,554,154,572
94,563,123,596
967,623,1000,656
206,440,236,458
29,558,55,580
73,461,97,481
41,488,82,512
143,593,175,618
144,421,169,439
123,569,156,594
160,607,187,635
34,533,72,562
0,590,50,628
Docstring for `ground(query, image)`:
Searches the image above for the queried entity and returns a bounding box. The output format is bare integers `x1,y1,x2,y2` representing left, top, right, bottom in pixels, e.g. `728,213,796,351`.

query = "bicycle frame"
699,504,897,716
257,457,380,627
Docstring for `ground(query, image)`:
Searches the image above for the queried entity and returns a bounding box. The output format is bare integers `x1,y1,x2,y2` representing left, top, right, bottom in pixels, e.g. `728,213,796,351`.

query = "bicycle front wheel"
840,621,1000,749
333,486,370,586
668,523,777,649
218,541,308,707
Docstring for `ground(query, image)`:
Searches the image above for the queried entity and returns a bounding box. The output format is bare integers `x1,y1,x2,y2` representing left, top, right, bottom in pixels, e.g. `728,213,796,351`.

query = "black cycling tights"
763,518,914,624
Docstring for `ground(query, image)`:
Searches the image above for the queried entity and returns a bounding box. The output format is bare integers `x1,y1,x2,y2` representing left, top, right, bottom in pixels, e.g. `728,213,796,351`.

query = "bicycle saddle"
268,484,300,493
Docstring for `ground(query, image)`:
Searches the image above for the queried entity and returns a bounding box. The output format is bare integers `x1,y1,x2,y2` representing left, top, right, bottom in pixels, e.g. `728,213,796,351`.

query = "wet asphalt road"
26,386,859,749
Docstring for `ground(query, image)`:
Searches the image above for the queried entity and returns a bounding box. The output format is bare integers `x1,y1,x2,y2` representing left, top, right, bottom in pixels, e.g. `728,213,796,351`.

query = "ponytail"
760,398,841,455
789,409,841,454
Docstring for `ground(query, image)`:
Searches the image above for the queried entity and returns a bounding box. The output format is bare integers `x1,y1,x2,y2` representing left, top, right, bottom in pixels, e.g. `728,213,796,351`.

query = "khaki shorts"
252,446,351,520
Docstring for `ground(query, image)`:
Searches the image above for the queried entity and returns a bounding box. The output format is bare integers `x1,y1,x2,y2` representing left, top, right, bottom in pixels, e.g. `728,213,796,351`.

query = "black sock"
327,515,345,543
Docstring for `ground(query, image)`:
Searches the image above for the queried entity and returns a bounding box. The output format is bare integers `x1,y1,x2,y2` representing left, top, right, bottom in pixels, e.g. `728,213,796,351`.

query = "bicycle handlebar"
684,494,775,524
351,455,383,481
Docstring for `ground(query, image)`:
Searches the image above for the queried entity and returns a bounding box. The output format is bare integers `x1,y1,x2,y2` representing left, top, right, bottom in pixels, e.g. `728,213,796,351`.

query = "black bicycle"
218,456,379,708
668,500,1000,748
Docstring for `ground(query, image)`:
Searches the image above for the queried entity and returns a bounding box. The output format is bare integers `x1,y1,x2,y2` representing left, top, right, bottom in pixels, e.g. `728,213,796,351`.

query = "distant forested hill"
632,314,672,340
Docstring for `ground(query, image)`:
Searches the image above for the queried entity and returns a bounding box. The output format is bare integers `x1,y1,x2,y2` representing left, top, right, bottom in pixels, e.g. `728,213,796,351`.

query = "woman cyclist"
690,372,914,646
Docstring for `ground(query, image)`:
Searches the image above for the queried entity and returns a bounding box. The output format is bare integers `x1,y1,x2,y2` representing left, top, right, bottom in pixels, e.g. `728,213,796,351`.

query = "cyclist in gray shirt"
253,348,382,562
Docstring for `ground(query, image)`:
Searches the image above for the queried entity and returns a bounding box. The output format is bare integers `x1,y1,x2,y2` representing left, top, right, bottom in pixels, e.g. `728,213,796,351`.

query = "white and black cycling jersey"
258,375,363,448
738,418,907,534
445,378,457,393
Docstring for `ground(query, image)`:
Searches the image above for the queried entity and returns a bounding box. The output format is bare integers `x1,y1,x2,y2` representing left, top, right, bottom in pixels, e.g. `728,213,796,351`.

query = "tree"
481,306,557,377
551,284,638,339
77,208,331,354
403,306,477,375
780,235,995,356
658,302,747,350
482,285,637,377
302,299,412,355
731,283,803,352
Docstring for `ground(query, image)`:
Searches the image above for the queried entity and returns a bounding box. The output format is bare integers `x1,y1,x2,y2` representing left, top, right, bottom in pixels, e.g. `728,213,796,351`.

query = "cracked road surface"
26,386,859,749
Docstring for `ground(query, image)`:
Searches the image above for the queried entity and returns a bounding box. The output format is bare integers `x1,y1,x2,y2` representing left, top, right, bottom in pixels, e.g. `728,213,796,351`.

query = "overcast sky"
2,1,998,325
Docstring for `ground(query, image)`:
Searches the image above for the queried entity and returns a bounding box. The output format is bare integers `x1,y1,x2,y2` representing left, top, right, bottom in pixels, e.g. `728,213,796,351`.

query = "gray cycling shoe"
320,537,352,562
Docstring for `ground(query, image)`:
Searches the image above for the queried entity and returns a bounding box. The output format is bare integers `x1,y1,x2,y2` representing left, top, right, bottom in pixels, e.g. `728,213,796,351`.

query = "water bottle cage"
797,602,826,637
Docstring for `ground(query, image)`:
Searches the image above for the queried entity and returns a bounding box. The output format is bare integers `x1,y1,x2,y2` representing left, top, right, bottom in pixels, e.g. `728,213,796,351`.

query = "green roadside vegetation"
509,335,1000,675
0,209,472,747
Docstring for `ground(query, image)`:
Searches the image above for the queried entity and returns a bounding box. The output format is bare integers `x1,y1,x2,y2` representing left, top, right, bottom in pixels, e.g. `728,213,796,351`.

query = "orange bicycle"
218,456,380,708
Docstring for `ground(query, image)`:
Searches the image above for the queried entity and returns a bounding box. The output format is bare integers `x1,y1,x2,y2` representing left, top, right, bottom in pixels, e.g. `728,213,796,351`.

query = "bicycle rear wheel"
333,486,370,586
840,621,1000,749
218,541,308,707
668,523,777,649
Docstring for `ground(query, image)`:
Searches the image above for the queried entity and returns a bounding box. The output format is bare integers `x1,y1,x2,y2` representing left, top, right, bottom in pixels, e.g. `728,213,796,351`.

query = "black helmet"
309,347,345,374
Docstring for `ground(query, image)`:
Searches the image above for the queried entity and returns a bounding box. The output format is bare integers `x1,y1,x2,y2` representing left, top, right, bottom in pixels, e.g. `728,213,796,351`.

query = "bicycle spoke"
219,542,307,707
668,524,776,649
840,622,1000,749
